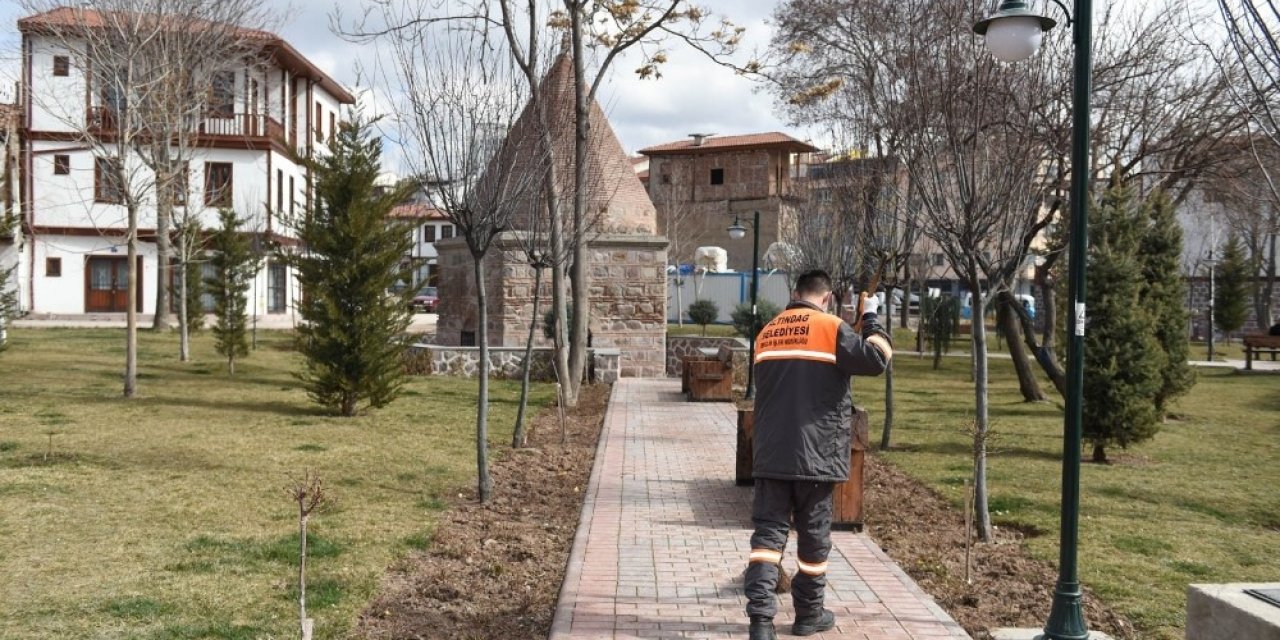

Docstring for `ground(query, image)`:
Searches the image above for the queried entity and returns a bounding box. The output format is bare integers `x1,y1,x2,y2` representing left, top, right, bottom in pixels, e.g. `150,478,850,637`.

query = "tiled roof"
389,203,448,220
18,7,354,104
639,132,820,155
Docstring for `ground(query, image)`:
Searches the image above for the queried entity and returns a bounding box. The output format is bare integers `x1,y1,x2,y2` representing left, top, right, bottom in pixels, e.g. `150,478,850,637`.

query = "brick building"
433,51,668,378
640,132,819,272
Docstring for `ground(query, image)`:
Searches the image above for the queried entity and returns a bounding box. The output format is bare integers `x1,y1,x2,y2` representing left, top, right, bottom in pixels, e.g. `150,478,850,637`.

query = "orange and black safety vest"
750,300,892,483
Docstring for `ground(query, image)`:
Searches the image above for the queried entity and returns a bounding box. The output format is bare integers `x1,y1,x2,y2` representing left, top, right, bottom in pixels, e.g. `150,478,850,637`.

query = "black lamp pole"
728,211,762,400
975,0,1092,637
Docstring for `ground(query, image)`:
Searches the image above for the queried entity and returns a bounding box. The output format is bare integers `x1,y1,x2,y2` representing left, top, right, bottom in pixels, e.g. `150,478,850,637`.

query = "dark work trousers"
744,478,835,619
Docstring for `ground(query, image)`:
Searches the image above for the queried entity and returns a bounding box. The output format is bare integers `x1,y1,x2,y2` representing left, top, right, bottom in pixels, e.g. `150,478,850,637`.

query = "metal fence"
667,271,792,323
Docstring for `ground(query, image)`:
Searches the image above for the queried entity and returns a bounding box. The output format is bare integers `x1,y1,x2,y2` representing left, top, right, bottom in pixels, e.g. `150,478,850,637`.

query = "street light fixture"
976,0,1092,639
727,212,761,399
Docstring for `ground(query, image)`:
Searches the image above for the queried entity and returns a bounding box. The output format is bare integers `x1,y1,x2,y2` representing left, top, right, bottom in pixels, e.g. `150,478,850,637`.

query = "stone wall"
434,232,668,378
666,335,748,375
407,343,619,383
587,236,669,378
1185,276,1278,338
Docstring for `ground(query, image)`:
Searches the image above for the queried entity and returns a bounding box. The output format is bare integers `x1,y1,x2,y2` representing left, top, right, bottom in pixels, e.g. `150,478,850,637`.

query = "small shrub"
731,299,782,340
686,299,719,336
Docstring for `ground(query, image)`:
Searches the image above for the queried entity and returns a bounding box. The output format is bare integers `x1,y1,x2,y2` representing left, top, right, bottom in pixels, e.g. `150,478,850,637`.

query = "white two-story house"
13,7,354,316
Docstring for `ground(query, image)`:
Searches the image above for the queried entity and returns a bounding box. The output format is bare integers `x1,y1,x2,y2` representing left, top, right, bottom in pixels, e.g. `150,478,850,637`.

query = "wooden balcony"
87,107,286,143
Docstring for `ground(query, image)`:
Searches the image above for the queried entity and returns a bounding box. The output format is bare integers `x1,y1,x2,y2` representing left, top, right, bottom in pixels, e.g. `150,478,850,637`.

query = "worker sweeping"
744,269,893,640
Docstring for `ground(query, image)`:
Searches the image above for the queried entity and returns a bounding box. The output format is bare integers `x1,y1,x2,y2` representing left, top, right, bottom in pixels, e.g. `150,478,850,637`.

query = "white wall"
667,271,791,323
27,35,88,133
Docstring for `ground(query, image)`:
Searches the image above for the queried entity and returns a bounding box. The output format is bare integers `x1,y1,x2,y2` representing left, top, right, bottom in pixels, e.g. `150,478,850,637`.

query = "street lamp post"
728,211,761,399
975,0,1091,638
1204,250,1219,362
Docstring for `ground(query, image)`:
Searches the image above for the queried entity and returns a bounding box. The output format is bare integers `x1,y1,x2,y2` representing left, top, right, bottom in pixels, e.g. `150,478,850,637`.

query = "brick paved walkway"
550,378,971,640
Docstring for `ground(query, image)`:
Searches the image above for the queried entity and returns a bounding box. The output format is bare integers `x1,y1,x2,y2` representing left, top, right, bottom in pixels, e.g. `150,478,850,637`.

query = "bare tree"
1214,1,1280,328
355,3,547,503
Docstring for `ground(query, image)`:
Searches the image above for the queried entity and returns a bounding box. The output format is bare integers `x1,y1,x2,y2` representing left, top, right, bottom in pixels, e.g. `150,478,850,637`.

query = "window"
45,257,61,277
267,262,287,313
441,224,454,240
53,154,70,175
315,102,323,142
52,55,69,77
710,168,724,185
424,225,436,243
209,71,235,117
94,157,123,204
329,112,336,143
289,176,296,216
661,173,671,184
276,169,283,213
932,253,945,267
204,162,233,207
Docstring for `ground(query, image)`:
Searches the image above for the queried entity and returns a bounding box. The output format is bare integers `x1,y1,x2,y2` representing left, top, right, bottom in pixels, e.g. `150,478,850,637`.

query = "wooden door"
85,256,142,313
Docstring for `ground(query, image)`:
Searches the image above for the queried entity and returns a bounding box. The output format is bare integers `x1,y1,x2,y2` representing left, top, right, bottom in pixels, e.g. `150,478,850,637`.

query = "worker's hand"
860,292,880,317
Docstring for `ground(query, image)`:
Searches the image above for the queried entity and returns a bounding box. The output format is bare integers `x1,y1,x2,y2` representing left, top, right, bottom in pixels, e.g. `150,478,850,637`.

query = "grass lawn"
857,352,1279,639
0,328,552,639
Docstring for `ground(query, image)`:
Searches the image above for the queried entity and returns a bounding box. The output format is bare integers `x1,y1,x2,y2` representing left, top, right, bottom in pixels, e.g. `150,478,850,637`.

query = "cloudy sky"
0,1,826,172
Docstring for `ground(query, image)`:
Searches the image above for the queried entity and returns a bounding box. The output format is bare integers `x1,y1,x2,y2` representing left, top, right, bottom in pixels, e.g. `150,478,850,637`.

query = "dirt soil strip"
356,383,1136,640
863,453,1137,639
354,383,612,640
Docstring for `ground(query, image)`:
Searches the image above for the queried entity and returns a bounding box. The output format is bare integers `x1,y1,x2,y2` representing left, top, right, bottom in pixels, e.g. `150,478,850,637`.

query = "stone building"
640,132,819,272
433,52,668,378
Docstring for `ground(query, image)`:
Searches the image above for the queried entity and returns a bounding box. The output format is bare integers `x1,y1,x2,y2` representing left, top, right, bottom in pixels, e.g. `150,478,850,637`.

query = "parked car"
411,286,439,313
959,292,1035,320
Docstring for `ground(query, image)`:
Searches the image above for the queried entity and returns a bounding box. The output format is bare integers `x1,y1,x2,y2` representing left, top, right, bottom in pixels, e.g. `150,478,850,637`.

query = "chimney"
689,132,715,147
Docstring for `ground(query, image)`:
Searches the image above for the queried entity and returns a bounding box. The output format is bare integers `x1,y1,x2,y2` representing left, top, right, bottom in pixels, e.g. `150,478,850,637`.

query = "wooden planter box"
737,406,870,532
686,358,733,402
832,407,871,532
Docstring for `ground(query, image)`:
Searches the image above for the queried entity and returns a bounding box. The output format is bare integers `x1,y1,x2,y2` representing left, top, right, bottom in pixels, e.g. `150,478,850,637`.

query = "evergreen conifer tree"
1137,191,1194,416
289,118,413,416
1214,235,1251,341
183,255,206,333
206,209,257,374
1082,185,1163,463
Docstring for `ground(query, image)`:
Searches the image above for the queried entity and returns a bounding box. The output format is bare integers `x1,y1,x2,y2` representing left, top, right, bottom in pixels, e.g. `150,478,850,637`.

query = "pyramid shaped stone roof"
499,51,658,235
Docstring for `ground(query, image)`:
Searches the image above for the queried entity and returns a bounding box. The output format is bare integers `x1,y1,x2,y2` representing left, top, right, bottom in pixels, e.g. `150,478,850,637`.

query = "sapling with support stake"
287,471,329,640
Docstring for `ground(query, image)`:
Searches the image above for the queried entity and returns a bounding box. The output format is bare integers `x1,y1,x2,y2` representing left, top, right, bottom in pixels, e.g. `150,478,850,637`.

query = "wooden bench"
1243,334,1280,370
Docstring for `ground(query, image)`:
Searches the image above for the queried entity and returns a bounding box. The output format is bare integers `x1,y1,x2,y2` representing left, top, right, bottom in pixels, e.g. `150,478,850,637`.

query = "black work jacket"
751,301,891,482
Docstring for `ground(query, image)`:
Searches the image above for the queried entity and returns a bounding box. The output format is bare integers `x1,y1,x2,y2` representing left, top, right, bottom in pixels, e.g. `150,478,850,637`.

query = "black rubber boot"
748,616,777,640
791,608,835,636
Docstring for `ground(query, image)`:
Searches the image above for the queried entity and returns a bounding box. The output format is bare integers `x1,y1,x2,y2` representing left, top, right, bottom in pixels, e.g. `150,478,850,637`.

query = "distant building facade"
11,8,353,316
640,132,819,273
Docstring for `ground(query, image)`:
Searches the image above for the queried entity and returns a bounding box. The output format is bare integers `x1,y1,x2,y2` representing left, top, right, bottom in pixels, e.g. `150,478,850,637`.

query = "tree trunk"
152,193,174,331
1012,300,1066,397
1092,442,1108,464
298,513,310,640
565,9,590,408
177,232,190,362
997,291,1046,402
880,359,894,450
474,255,492,503
512,265,543,448
970,291,993,543
125,203,138,399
